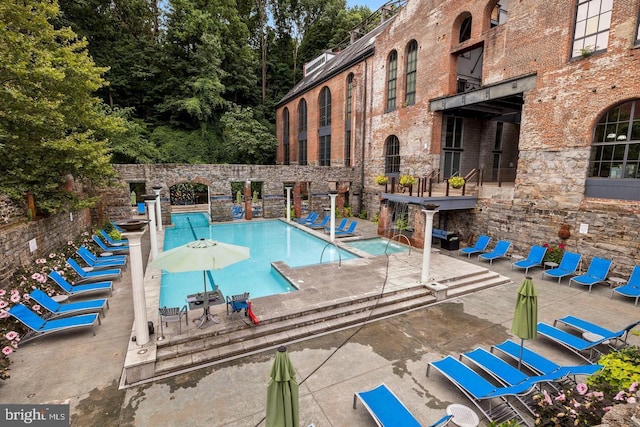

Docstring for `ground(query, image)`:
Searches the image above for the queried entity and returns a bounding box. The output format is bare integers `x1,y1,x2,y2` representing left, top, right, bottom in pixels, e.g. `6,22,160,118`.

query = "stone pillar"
421,206,439,283
144,196,157,260
285,187,292,222
329,192,338,242
121,228,149,346
152,187,163,232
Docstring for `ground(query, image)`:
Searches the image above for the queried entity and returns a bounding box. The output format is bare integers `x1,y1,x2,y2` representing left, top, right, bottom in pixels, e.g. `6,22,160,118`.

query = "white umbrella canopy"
150,238,250,293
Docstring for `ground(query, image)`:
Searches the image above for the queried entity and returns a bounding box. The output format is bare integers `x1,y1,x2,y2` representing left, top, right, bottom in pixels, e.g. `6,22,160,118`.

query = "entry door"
443,116,463,177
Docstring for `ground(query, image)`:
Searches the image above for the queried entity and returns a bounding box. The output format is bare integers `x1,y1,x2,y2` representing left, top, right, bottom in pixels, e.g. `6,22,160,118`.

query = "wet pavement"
1,218,639,426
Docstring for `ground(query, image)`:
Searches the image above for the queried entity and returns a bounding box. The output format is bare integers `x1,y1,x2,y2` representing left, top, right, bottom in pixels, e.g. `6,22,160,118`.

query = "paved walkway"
1,218,639,426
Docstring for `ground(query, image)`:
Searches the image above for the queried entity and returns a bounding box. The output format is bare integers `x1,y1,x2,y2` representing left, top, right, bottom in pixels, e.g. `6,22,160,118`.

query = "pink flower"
10,294,20,303
592,391,604,399
0,290,5,296
31,273,40,280
36,258,46,264
628,397,637,404
604,406,613,412
49,253,56,258
576,383,588,395
614,390,626,401
0,301,7,309
5,331,17,341
31,305,40,312
630,381,638,392
23,294,30,301
554,393,566,401
68,240,74,245
2,346,13,355
10,289,19,295
0,310,8,319
543,390,552,405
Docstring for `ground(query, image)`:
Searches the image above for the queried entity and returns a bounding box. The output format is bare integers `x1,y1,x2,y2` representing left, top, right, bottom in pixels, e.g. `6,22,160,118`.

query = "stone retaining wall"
0,208,91,288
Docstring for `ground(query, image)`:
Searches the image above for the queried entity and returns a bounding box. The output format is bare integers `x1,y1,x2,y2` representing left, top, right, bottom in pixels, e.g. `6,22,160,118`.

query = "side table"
51,295,69,303
446,403,480,427
608,277,626,289
544,261,558,270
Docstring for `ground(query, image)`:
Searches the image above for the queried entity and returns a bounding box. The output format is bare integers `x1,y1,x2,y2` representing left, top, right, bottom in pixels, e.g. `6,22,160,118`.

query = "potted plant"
448,176,465,189
399,174,417,187
375,175,388,185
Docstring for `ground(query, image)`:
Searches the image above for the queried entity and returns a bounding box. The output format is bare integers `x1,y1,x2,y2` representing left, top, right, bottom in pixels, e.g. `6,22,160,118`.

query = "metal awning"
429,74,537,122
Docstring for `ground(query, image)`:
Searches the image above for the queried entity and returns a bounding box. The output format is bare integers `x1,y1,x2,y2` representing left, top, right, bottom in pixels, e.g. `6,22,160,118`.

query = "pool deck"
1,216,639,426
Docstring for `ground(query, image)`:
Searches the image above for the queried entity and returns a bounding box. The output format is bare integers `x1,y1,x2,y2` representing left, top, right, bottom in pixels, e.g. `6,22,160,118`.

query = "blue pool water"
159,213,358,307
346,238,410,256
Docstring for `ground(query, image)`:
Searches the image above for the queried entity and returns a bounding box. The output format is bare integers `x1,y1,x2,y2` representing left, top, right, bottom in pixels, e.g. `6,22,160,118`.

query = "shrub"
375,175,388,185
543,242,565,264
399,174,417,187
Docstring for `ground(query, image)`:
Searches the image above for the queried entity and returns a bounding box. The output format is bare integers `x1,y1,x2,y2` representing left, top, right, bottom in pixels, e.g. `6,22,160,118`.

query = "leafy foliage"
543,242,565,264
588,346,640,392
0,0,124,213
220,104,278,164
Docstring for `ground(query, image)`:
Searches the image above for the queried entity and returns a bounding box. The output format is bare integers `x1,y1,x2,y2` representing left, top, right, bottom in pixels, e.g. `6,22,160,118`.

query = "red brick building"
275,0,640,273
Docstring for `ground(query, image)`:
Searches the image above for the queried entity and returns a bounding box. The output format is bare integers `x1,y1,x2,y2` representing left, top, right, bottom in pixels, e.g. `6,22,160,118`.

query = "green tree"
220,104,278,164
0,0,124,214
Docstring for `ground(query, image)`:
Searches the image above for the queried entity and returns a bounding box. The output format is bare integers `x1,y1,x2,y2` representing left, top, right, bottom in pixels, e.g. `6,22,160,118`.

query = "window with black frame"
571,0,612,58
319,87,331,166
405,41,417,106
298,99,308,165
282,108,290,165
386,51,398,112
385,136,401,175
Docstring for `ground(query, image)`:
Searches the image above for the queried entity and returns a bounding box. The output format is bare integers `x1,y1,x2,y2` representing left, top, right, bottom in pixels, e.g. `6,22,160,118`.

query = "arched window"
571,0,612,58
345,74,354,166
384,136,400,174
405,41,418,106
318,87,331,166
282,108,290,165
386,51,398,112
459,15,472,42
490,0,508,28
635,6,640,45
298,99,307,165
589,100,640,179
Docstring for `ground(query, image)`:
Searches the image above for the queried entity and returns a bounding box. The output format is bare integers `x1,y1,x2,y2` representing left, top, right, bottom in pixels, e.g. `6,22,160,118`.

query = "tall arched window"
345,74,354,166
459,15,472,42
298,99,307,165
384,136,400,174
405,41,418,106
490,0,508,27
282,108,290,165
386,51,398,112
318,87,331,166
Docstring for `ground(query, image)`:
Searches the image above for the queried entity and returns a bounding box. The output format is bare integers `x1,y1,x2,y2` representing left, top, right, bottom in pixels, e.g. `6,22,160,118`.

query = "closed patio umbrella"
266,346,299,427
511,276,538,368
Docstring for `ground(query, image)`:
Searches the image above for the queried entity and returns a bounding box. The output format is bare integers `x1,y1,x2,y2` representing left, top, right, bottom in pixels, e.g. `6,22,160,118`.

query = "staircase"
153,267,510,378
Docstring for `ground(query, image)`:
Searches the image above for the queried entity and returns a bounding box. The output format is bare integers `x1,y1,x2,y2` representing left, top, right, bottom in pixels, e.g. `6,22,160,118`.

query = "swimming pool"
346,238,410,256
159,213,358,307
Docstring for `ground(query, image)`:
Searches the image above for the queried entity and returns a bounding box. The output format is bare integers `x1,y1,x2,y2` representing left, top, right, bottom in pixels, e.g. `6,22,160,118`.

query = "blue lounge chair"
48,271,113,297
335,221,358,237
352,383,421,427
459,235,491,258
67,258,121,283
295,211,318,224
491,339,602,380
553,315,639,348
78,246,127,263
568,257,612,293
611,265,640,306
542,251,582,284
99,229,128,246
8,303,100,345
306,215,330,229
427,356,533,426
478,240,511,264
232,205,244,219
326,218,348,232
536,322,607,362
511,245,547,274
92,235,129,255
29,289,108,319
76,247,127,271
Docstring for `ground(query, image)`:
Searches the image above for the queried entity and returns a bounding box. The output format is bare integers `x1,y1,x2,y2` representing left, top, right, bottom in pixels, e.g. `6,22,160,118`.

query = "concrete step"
153,268,511,377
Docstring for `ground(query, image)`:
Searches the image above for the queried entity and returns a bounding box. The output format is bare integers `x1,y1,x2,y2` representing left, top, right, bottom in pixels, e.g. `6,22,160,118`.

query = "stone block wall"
0,208,91,288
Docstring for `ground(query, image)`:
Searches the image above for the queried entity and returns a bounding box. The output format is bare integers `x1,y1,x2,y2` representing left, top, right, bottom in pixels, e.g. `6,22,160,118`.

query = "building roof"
276,17,396,108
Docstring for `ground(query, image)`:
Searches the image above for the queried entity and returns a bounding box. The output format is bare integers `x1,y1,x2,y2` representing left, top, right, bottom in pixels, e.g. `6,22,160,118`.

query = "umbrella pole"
518,338,524,369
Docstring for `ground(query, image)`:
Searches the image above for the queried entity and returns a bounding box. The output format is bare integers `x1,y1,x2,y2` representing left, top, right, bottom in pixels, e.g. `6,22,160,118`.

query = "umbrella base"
193,311,221,329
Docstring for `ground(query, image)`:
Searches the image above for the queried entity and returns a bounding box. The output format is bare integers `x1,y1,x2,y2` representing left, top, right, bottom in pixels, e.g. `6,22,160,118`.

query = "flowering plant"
375,174,388,185
0,231,93,380
543,242,565,264
448,176,465,188
399,174,417,187
533,381,638,426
